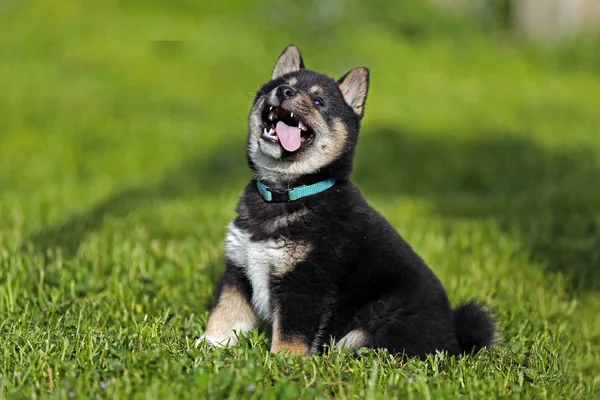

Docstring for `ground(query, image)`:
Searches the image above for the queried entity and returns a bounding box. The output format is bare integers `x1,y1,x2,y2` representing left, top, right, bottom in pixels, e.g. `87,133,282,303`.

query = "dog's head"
247,45,369,184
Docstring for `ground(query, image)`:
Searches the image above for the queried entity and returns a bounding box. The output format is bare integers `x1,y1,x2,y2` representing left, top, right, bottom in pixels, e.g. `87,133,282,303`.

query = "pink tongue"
275,121,302,152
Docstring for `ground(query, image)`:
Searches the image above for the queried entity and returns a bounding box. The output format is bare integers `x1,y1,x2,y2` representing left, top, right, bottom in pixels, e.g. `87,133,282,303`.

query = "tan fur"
266,209,309,234
272,46,303,80
271,338,310,356
271,239,312,276
271,308,310,356
204,286,257,339
309,85,323,94
338,67,369,116
287,77,298,86
328,117,350,159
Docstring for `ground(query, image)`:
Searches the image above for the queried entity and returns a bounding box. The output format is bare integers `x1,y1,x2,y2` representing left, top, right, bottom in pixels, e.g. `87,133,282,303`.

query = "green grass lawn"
1,0,600,398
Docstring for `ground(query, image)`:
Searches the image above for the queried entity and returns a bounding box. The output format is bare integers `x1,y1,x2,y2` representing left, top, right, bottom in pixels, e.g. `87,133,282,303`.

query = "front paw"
195,322,254,349
270,338,310,356
195,334,238,348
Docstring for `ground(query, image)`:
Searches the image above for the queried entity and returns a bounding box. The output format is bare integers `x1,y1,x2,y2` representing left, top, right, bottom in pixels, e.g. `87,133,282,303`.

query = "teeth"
268,111,276,121
269,106,273,110
263,127,275,137
290,112,294,118
298,121,307,131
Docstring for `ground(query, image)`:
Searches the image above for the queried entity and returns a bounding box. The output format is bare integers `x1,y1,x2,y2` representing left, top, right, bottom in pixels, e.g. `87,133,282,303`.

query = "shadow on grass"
27,142,249,258
354,126,600,293
27,126,600,294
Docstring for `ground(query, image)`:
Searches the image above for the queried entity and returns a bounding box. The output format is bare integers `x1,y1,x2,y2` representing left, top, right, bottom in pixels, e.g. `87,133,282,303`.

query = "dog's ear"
337,67,370,118
272,45,305,80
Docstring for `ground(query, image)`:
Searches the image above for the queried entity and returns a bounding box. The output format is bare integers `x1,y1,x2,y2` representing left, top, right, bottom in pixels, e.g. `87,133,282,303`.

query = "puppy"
197,45,497,358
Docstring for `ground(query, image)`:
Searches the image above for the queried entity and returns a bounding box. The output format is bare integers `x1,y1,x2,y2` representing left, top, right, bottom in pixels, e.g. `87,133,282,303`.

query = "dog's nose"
276,85,294,101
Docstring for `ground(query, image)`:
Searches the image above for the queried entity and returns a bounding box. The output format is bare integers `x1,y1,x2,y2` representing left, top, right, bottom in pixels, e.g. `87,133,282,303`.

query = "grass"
1,0,600,398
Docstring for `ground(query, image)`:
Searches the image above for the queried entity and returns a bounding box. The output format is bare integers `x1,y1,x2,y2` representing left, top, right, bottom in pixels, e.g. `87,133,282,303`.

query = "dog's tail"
453,301,498,353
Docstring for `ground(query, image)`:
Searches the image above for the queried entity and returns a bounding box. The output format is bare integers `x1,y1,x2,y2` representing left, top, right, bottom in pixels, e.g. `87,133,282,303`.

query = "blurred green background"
1,0,600,398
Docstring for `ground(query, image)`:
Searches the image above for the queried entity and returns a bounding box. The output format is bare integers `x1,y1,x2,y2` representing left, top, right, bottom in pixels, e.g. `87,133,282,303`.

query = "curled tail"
453,301,498,353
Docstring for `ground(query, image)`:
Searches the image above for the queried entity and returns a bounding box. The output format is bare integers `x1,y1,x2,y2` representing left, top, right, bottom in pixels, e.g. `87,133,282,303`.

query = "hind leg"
337,298,460,358
371,312,460,358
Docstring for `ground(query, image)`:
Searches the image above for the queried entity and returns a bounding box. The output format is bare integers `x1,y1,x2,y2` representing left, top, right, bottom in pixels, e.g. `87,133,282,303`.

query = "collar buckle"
268,187,292,202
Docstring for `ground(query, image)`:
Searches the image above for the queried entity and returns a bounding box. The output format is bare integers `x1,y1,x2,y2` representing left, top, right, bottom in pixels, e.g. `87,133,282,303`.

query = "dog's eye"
313,97,324,107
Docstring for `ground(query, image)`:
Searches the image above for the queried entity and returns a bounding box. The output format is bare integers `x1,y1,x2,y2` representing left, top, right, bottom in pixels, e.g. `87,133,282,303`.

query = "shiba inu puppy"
197,45,497,358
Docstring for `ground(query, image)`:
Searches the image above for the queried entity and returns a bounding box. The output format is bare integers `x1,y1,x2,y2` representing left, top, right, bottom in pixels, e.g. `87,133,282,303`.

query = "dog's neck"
253,158,353,191
256,170,341,191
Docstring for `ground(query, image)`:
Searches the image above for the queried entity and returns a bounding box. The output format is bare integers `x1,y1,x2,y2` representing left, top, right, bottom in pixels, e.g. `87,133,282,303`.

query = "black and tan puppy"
197,45,497,358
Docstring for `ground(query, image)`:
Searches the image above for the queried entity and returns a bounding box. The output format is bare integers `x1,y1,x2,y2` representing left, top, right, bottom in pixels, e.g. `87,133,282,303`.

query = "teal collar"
256,178,336,202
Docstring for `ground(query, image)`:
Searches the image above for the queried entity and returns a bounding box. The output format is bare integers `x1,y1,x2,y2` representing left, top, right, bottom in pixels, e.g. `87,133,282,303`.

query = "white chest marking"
224,222,311,322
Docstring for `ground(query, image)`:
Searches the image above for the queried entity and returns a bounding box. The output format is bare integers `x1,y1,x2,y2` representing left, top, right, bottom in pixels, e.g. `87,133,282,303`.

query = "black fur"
211,45,497,359
234,179,497,357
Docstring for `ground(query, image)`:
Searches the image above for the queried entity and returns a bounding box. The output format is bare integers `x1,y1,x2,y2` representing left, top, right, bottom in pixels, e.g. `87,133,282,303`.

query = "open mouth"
260,105,315,153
